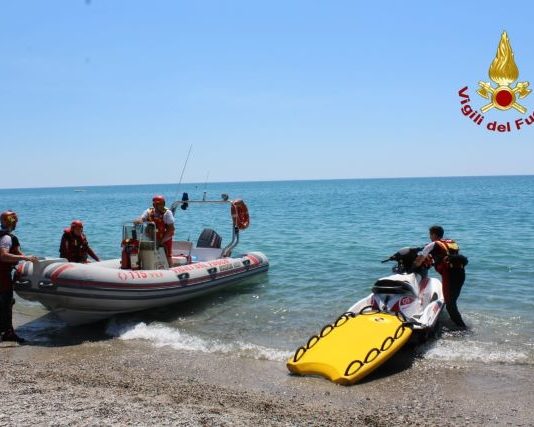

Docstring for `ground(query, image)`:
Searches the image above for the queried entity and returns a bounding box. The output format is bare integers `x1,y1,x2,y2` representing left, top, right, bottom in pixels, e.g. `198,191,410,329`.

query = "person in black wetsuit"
415,225,468,329
0,211,38,343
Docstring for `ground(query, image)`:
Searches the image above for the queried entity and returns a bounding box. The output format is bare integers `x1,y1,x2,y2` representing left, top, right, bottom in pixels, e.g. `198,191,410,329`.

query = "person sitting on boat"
59,220,100,263
135,195,175,267
0,210,38,344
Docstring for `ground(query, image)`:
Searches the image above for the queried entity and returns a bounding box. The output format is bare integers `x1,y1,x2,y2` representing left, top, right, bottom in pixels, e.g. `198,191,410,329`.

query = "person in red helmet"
0,211,38,344
136,195,175,267
59,220,100,263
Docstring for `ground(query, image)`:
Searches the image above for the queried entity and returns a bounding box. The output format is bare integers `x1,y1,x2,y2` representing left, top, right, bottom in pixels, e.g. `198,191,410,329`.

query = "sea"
2,176,533,367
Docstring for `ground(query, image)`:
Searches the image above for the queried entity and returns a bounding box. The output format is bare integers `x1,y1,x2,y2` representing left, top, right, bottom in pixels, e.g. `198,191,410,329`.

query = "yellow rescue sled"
287,310,412,385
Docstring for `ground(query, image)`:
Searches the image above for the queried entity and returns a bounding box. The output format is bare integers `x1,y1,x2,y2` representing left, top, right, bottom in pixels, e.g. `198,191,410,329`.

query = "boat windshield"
123,223,157,250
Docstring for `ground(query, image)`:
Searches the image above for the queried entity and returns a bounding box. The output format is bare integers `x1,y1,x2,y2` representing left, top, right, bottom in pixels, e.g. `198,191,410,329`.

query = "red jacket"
145,207,172,242
60,228,98,263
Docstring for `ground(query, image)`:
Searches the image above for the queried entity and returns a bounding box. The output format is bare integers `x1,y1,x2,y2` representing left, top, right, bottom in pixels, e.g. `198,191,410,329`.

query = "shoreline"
1,314,533,425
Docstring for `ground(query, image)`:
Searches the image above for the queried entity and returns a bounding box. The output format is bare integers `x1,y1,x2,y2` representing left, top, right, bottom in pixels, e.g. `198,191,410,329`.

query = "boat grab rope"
291,306,411,378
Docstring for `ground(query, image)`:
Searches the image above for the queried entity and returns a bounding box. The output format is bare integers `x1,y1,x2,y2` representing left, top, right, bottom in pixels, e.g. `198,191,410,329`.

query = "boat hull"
15,252,268,325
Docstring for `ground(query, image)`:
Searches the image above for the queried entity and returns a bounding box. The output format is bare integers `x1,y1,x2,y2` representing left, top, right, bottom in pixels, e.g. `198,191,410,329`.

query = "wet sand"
1,313,533,426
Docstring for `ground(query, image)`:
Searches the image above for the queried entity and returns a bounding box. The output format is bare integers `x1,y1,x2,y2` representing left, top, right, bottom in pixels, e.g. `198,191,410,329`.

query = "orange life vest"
60,228,90,263
434,239,466,270
146,207,171,241
435,239,460,255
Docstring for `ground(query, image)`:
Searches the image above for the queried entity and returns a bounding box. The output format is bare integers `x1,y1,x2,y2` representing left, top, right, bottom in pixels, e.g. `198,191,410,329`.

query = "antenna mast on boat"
202,171,210,201
177,144,192,190
171,144,193,214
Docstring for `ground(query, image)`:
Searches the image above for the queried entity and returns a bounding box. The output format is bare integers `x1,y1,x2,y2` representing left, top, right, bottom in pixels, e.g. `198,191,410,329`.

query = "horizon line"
1,173,533,191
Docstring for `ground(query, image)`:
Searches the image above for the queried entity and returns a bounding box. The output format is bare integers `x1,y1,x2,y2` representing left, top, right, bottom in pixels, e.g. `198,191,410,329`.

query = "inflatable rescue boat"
287,247,444,385
15,196,269,325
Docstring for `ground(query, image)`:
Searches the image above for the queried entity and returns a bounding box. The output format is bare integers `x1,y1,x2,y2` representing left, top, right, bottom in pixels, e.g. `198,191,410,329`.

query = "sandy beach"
0,313,532,426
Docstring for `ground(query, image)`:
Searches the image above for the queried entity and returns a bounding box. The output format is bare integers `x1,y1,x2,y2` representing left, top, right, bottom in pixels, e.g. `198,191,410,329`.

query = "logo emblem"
477,31,531,114
458,31,533,132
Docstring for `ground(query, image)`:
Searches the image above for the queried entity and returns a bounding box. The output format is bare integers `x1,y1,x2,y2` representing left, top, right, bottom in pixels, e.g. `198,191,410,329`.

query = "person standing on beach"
135,195,175,267
0,211,38,344
59,220,100,263
415,225,468,329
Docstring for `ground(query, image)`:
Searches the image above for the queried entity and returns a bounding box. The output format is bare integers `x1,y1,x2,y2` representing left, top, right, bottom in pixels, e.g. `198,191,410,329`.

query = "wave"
106,320,533,367
106,321,291,362
421,338,530,365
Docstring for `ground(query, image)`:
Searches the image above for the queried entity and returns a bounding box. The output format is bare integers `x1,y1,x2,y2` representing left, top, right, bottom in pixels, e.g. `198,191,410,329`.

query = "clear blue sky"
1,1,533,189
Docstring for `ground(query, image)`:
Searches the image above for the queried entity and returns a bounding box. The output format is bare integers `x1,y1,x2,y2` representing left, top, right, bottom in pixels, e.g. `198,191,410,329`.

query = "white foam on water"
107,321,291,362
422,338,529,364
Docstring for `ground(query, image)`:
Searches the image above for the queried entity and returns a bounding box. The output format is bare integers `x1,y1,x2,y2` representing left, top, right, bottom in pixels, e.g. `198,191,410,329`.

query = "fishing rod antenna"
171,144,193,214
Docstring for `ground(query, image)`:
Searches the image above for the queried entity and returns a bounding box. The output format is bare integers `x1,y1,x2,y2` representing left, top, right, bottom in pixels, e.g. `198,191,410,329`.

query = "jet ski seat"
372,279,416,295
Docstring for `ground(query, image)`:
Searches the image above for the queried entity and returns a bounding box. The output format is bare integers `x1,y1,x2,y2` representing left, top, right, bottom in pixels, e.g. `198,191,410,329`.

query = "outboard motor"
197,228,222,248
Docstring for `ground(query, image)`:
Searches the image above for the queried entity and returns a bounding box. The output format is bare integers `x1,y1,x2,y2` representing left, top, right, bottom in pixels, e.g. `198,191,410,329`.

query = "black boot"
2,328,26,344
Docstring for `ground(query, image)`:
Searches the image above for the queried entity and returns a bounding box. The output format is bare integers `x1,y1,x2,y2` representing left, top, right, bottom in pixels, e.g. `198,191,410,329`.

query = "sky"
1,1,534,189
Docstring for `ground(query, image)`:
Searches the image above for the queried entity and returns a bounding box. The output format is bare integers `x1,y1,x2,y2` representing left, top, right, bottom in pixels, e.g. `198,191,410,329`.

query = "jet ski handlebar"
381,247,423,264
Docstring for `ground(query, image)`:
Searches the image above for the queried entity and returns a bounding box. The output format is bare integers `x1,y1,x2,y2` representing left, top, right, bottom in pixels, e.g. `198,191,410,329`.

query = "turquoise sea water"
2,176,533,365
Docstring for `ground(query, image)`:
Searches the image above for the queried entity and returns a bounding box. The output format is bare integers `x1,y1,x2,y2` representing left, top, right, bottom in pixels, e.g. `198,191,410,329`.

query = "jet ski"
287,247,444,385
347,247,444,332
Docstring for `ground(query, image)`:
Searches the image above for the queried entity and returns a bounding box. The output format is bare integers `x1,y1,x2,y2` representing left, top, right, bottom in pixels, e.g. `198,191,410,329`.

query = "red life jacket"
60,228,90,263
435,239,459,254
0,230,20,291
146,207,171,241
433,239,461,272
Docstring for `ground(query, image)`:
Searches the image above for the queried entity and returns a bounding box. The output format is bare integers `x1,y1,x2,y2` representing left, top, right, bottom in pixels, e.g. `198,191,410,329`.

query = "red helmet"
152,195,165,205
71,220,84,229
0,211,18,228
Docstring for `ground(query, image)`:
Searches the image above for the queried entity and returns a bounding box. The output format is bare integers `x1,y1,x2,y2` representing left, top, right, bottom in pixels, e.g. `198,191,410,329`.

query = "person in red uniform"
415,225,468,328
136,195,175,267
0,211,38,343
59,220,100,263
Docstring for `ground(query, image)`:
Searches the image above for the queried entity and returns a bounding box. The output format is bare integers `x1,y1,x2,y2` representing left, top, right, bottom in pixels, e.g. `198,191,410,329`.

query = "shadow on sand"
358,319,470,384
